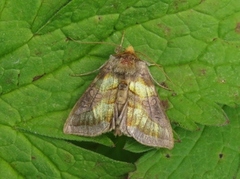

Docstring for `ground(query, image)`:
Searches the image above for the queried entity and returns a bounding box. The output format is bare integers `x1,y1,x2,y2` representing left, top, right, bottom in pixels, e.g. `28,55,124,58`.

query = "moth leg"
70,58,113,77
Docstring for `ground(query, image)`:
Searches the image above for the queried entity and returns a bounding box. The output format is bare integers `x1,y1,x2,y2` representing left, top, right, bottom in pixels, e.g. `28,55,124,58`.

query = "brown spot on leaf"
235,22,240,33
165,154,171,158
98,16,103,21
32,73,46,82
157,23,171,37
34,50,42,56
199,69,206,76
219,153,223,159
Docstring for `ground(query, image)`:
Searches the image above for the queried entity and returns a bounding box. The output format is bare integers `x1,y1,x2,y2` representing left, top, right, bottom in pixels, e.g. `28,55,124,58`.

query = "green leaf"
0,0,240,178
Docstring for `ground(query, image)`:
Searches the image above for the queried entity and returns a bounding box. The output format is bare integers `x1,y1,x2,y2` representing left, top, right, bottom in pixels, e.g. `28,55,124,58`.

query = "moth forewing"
64,46,174,149
119,59,174,149
63,63,117,136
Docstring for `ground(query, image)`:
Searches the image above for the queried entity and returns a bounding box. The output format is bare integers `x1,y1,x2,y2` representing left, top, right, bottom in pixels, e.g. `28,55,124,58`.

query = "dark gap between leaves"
69,134,144,163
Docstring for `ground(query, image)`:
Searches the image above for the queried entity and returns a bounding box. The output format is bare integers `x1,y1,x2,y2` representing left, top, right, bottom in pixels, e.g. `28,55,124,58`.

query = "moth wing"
124,63,174,149
64,64,119,136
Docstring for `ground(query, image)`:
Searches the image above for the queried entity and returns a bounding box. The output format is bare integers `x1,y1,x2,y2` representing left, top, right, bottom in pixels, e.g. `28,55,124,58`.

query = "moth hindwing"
64,46,174,149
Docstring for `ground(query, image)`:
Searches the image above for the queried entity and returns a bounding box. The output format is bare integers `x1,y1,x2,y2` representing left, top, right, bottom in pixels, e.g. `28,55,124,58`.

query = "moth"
64,46,174,149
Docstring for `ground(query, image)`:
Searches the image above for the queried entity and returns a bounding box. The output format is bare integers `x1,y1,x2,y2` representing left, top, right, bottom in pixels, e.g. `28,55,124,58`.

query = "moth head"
125,46,135,54
113,46,141,75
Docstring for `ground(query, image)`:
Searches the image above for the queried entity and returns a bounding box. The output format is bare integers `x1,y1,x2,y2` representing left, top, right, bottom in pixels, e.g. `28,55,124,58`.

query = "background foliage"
0,0,240,178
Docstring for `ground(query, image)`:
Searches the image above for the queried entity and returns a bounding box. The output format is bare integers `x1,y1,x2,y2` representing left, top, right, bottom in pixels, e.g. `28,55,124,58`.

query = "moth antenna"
67,36,119,48
70,59,110,77
70,68,100,77
120,31,125,48
67,35,121,77
114,31,125,53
